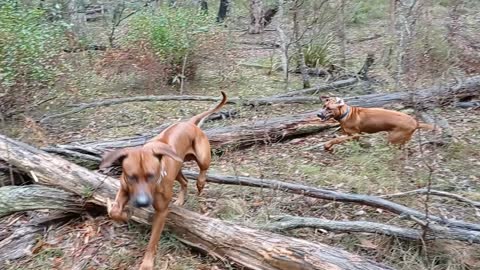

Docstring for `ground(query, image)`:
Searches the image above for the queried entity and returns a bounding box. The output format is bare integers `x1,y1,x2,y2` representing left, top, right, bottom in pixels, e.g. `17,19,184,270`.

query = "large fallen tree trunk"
43,113,338,157
0,135,394,270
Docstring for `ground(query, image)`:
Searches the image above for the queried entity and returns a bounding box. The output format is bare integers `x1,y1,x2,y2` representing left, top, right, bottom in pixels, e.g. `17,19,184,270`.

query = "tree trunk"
216,0,230,22
249,0,264,34
337,0,347,67
0,136,394,270
292,0,311,88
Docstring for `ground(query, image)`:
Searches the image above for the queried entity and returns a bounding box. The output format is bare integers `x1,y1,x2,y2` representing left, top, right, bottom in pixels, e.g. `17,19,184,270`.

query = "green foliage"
349,0,387,25
128,8,212,65
0,2,66,88
303,35,335,68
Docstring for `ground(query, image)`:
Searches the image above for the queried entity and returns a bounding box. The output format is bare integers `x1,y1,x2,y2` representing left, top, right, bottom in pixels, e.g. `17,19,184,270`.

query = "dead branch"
263,215,480,243
273,77,359,98
180,171,480,232
455,101,480,109
381,188,480,208
0,135,394,270
348,33,383,44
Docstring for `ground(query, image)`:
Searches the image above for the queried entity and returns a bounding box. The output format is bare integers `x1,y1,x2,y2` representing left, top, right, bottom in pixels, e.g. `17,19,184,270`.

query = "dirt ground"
2,3,480,270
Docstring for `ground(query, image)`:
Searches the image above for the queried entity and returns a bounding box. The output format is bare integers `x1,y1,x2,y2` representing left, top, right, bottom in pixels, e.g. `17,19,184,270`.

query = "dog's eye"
146,173,156,182
127,175,137,182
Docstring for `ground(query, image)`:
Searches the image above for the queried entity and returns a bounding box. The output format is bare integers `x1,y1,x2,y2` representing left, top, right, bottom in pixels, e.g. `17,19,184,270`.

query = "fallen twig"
381,188,480,208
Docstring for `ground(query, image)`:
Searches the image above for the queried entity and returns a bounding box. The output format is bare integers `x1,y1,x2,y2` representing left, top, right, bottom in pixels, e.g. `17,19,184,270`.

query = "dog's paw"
139,260,154,270
173,198,185,206
107,198,128,222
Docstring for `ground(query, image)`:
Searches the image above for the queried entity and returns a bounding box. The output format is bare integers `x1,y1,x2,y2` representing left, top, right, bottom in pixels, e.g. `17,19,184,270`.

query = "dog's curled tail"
416,121,442,132
189,91,228,127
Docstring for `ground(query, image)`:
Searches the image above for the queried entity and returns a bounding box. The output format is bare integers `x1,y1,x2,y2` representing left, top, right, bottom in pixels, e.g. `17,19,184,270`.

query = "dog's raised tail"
189,91,228,127
416,121,441,132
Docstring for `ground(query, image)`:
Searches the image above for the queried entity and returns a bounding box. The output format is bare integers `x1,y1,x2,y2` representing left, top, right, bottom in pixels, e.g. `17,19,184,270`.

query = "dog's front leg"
139,192,171,270
324,134,360,151
108,187,129,222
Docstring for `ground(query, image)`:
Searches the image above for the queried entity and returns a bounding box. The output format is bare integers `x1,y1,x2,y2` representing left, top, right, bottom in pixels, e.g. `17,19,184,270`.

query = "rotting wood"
263,215,480,243
0,135,394,270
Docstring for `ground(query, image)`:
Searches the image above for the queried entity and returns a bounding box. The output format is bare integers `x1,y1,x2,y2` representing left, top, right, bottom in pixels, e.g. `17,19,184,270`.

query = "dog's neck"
335,105,350,121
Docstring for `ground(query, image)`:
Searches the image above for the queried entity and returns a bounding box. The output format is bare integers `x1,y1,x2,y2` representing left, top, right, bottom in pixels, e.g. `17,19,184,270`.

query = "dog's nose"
134,194,151,208
317,113,325,120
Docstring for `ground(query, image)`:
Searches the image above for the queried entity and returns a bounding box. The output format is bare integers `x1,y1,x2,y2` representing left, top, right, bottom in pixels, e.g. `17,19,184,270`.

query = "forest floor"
2,6,480,270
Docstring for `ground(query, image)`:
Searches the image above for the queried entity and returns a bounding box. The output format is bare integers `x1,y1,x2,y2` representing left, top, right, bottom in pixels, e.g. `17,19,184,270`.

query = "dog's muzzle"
134,193,152,208
317,110,331,121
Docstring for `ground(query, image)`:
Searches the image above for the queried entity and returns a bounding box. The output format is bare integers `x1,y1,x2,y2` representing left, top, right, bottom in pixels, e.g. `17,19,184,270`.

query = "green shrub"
303,35,335,68
0,2,66,88
128,8,212,69
349,0,387,25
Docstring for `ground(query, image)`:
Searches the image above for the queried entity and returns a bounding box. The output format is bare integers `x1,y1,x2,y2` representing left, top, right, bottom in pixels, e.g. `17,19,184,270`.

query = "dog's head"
317,96,347,121
99,142,182,208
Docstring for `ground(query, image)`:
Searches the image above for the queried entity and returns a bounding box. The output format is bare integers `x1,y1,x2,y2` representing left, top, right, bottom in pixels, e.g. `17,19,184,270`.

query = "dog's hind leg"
174,171,188,206
193,133,211,195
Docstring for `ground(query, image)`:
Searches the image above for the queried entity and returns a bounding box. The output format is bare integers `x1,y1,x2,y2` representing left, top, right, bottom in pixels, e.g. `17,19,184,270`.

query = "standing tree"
249,0,264,34
216,0,229,22
292,0,310,88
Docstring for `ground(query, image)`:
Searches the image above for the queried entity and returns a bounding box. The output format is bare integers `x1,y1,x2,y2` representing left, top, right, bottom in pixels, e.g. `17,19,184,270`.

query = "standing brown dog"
317,96,437,151
100,91,227,270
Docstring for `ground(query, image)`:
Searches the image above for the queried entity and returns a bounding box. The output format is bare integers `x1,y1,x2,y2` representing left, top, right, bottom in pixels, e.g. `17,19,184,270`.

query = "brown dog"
317,97,437,151
100,91,227,270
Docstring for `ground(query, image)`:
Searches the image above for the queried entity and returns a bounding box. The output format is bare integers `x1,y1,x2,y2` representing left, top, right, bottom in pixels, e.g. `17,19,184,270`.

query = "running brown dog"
317,96,437,151
100,91,227,270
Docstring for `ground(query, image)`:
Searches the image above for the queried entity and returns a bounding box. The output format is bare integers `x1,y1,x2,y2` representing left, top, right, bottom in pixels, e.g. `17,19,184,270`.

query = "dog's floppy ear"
149,142,183,162
100,149,129,169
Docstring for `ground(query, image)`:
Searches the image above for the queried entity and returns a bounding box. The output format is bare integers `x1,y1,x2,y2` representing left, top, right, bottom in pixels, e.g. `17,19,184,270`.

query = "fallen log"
343,76,480,108
263,215,480,243
0,185,83,218
0,135,394,270
275,75,480,101
273,77,359,98
43,113,338,156
180,171,480,232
